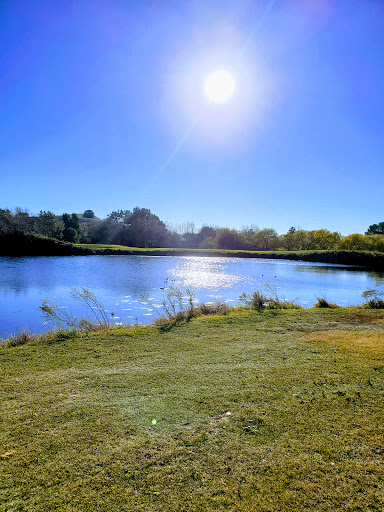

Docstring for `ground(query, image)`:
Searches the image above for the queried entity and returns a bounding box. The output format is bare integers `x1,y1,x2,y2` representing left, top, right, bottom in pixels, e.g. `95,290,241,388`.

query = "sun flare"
203,69,235,104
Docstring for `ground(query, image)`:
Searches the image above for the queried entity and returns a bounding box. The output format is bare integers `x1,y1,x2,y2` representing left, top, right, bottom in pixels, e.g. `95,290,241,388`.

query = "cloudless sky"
1,0,383,235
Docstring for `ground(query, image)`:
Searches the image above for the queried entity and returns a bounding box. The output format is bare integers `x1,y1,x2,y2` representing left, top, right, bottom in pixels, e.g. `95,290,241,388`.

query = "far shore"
1,231,384,270
75,244,384,270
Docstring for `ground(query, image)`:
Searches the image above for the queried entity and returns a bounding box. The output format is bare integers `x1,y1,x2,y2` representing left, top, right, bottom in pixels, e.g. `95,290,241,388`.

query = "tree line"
1,207,384,253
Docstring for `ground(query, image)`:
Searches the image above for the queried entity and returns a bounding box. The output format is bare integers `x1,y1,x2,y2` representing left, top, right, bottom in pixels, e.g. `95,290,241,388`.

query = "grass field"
1,308,383,511
74,244,340,255
75,244,384,269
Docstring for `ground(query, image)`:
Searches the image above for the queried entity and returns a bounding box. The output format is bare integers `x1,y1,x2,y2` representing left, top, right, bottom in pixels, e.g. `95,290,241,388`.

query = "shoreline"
1,231,384,270
77,245,384,270
2,299,382,347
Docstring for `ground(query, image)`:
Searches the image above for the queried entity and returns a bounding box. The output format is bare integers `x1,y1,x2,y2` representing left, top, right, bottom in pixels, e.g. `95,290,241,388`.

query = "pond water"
1,255,383,339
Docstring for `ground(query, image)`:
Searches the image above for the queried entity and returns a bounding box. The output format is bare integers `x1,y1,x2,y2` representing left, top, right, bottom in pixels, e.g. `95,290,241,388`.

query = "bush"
239,291,266,310
63,227,79,243
141,287,232,328
239,285,301,310
364,298,384,309
362,288,384,309
314,297,340,309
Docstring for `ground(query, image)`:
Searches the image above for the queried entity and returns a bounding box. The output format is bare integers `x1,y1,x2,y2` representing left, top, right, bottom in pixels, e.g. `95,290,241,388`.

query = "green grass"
76,244,332,254
1,308,384,511
76,245,384,269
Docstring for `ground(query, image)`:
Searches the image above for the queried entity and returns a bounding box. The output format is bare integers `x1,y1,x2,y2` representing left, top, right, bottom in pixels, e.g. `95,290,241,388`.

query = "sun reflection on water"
170,257,244,289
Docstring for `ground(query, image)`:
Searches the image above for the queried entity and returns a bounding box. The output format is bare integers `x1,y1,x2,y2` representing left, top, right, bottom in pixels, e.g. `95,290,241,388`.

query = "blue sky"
1,0,383,235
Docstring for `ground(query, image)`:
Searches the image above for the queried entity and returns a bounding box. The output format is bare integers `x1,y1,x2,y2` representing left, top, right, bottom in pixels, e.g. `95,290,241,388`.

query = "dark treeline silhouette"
0,208,91,255
1,207,384,253
0,232,92,256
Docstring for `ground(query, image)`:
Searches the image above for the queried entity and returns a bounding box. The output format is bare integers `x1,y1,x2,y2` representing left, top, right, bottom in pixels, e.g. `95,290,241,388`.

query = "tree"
197,226,217,249
36,211,63,239
253,228,279,250
83,210,95,218
279,232,295,250
161,229,181,248
62,213,80,230
63,227,79,243
125,207,168,247
87,222,111,244
216,229,244,250
240,226,260,250
0,209,12,234
179,222,197,248
366,222,384,235
105,207,169,247
106,210,132,225
197,226,217,245
292,230,314,250
62,214,82,242
309,229,342,250
339,234,370,251
199,236,216,249
12,208,32,231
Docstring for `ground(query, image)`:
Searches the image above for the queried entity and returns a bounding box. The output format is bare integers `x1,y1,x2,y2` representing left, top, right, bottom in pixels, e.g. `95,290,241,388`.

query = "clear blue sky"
1,0,383,235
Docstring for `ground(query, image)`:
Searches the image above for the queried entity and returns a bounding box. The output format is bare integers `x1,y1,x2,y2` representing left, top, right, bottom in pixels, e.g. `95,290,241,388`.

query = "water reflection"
171,257,246,288
0,255,383,338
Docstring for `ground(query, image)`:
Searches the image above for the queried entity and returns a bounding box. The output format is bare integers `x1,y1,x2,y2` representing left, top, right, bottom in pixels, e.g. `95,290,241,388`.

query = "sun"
203,69,235,104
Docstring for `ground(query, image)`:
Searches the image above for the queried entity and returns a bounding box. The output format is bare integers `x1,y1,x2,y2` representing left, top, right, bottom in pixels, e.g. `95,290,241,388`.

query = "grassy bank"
1,308,383,511
77,244,384,269
2,237,384,269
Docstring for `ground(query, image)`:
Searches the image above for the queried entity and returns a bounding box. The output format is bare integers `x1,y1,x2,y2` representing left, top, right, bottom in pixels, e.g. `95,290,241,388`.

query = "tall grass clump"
239,284,301,310
0,329,62,348
40,287,118,333
314,297,340,308
1,288,119,348
362,288,384,309
141,286,232,327
239,291,267,310
0,329,35,348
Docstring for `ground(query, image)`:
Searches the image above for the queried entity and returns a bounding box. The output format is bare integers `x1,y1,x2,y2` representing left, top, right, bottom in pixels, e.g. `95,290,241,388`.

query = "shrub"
141,286,232,328
239,285,301,310
63,226,79,243
239,291,266,310
364,298,384,309
314,297,340,309
362,288,384,309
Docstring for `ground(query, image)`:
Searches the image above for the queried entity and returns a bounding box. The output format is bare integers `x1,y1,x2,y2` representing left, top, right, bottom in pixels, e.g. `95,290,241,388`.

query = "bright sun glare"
204,69,235,104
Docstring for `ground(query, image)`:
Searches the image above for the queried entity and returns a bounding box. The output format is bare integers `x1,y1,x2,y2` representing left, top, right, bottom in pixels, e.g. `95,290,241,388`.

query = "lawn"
75,244,384,269
1,308,383,511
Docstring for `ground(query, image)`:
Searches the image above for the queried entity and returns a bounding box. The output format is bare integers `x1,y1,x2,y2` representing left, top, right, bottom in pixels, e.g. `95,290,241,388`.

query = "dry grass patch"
306,330,384,358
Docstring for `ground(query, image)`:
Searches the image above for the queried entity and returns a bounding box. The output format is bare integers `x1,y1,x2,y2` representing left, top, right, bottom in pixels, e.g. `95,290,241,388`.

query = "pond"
1,255,383,339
